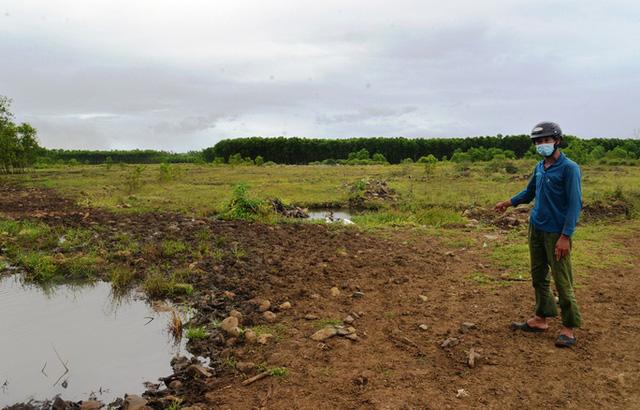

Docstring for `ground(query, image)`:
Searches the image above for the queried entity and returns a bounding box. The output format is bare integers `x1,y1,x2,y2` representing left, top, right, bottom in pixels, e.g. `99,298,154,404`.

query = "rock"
186,364,213,378
236,361,255,372
460,322,477,333
263,311,277,323
483,234,498,241
182,406,204,410
123,394,151,410
343,315,355,325
220,316,241,337
456,388,469,398
345,333,360,341
440,337,460,348
335,326,352,336
305,314,319,320
244,329,257,343
279,301,292,310
257,333,273,344
258,299,271,312
310,293,321,299
418,324,429,331
445,251,455,257
311,326,338,341
229,309,243,322
225,337,238,346
168,379,183,390
330,287,341,297
418,294,428,302
468,348,482,368
80,400,103,410
351,291,365,298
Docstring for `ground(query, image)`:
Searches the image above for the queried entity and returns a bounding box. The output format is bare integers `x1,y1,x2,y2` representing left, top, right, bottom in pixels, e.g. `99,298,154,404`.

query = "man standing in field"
495,122,582,348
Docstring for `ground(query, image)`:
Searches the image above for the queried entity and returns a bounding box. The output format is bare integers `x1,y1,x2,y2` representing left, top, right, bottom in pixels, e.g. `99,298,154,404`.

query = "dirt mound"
348,179,398,208
582,199,630,221
463,205,530,229
269,198,309,218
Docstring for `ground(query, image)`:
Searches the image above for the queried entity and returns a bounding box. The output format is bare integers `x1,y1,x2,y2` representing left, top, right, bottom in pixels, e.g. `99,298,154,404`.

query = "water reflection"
0,275,187,406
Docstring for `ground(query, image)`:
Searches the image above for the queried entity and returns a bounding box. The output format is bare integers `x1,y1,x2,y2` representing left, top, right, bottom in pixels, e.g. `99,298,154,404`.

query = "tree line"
0,97,41,174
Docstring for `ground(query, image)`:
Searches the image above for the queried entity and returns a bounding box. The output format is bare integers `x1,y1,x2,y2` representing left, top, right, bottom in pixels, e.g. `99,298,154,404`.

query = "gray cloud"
1,0,640,151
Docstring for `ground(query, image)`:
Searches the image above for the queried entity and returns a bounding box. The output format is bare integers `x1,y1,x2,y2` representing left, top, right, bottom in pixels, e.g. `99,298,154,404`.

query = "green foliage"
268,367,289,377
186,325,209,340
124,165,145,193
110,266,135,290
0,96,41,174
255,155,265,166
158,162,176,183
161,240,188,258
142,271,193,298
221,183,270,220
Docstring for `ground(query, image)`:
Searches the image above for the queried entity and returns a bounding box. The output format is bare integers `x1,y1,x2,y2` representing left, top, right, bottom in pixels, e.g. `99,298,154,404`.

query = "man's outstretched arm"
495,169,536,212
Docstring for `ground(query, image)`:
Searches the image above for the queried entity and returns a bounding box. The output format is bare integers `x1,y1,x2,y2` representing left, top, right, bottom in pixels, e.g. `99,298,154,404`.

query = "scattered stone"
279,301,292,310
244,329,257,344
205,391,217,402
418,324,429,331
80,400,103,410
304,314,319,320
236,361,256,373
257,333,273,344
168,380,183,390
258,299,271,312
123,394,151,410
445,251,455,257
330,287,341,297
229,309,243,322
263,311,277,323
351,311,361,319
352,291,365,298
456,388,469,398
220,316,241,337
483,234,498,241
186,364,213,378
345,333,360,341
343,315,355,325
182,406,204,410
441,337,460,348
460,322,477,333
225,337,238,347
310,293,321,299
468,348,482,368
311,326,338,341
418,294,428,302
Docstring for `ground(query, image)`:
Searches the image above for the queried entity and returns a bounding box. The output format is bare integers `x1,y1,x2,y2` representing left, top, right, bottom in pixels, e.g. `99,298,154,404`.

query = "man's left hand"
555,235,571,261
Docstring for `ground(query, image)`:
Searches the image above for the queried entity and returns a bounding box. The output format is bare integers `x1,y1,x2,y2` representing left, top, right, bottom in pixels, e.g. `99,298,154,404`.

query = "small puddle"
0,275,187,407
307,209,354,223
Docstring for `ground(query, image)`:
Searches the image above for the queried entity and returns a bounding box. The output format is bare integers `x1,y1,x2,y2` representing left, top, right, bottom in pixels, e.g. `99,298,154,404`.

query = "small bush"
221,184,270,220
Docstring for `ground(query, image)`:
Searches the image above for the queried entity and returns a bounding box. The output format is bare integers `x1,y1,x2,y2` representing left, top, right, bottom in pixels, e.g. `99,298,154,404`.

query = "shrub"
221,183,270,220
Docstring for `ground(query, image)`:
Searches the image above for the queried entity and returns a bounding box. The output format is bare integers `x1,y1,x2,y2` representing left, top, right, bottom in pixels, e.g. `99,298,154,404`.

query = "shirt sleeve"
510,166,537,206
561,164,582,237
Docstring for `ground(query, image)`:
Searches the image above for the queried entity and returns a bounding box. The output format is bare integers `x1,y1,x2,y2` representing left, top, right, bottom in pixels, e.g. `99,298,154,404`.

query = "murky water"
307,209,354,223
0,275,186,407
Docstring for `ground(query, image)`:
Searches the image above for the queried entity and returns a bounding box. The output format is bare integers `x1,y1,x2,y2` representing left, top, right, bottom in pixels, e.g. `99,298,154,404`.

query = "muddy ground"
1,185,639,409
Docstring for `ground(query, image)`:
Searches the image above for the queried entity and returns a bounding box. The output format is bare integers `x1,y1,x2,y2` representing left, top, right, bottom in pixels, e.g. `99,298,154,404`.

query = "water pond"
0,274,187,407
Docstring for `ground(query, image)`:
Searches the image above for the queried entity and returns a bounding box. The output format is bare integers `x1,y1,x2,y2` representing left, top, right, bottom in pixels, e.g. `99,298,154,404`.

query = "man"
495,122,582,348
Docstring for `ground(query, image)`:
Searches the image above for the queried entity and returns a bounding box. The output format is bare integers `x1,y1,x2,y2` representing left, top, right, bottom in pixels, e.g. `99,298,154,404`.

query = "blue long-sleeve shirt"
510,153,582,237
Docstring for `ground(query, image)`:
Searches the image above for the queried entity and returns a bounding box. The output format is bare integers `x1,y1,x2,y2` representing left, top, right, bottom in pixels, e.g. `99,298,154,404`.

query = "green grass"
161,240,188,258
142,271,194,298
313,319,342,328
185,325,209,340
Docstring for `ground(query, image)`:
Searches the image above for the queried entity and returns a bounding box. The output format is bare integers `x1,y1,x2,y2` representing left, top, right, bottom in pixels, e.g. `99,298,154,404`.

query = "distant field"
4,161,639,221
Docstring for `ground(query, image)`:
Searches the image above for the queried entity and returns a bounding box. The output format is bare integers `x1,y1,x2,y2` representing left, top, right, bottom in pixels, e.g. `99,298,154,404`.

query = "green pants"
528,224,582,328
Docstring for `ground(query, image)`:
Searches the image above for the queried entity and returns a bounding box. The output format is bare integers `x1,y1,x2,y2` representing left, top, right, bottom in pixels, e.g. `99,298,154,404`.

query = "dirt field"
1,184,639,410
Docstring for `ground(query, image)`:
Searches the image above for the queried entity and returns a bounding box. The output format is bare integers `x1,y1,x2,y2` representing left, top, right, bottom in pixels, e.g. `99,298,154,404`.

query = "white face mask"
536,143,555,157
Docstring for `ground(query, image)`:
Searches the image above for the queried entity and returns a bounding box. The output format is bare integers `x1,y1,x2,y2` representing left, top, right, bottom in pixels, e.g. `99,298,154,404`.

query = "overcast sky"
2,1,639,151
